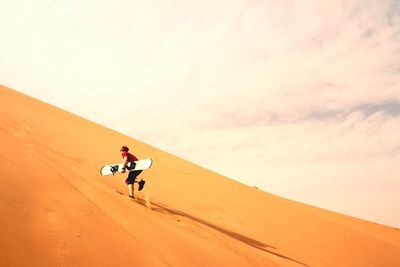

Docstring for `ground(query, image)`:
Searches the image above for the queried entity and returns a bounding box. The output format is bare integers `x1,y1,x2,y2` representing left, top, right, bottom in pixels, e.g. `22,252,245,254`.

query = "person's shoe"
129,195,135,199
138,180,146,191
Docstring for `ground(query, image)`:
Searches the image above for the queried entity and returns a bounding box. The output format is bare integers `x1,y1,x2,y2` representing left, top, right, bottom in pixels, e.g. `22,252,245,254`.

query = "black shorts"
125,170,142,185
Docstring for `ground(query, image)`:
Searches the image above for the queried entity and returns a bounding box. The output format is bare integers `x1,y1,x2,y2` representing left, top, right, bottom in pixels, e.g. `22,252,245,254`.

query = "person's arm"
121,156,128,173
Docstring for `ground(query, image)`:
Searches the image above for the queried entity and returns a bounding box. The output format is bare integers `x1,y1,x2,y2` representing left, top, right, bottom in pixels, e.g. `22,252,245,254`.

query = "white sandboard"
100,158,153,176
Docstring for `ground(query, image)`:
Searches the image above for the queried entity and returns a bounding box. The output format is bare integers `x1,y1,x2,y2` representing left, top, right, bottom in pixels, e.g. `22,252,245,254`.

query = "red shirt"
121,151,138,162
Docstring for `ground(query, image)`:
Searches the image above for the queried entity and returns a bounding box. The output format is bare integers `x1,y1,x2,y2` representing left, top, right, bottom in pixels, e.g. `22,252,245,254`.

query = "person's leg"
125,171,136,198
133,170,145,190
128,184,134,198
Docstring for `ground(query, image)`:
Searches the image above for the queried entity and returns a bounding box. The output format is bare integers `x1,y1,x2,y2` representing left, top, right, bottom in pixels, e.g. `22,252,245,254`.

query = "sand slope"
1,84,400,267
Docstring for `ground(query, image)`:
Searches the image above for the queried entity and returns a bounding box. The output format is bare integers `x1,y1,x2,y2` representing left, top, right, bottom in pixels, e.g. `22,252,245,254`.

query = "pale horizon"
1,0,399,227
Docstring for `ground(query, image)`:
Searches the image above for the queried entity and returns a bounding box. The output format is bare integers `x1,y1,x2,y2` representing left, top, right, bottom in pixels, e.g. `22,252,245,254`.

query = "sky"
1,0,399,227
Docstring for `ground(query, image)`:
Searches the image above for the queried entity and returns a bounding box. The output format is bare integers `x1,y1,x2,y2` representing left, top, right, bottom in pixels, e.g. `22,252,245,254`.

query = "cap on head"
120,146,129,152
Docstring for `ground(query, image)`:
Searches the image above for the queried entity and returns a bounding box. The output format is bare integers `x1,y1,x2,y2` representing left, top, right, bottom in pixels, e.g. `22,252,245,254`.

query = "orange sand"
1,84,400,266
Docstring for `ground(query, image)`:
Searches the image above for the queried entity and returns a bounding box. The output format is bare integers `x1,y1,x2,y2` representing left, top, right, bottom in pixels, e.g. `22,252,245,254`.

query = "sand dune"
1,84,399,266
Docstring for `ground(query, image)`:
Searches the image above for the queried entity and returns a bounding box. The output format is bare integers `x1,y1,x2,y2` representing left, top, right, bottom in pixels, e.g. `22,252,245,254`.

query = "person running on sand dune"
120,146,145,199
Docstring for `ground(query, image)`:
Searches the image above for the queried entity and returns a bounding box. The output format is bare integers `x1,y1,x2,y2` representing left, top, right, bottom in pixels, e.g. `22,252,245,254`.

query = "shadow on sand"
133,197,308,267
